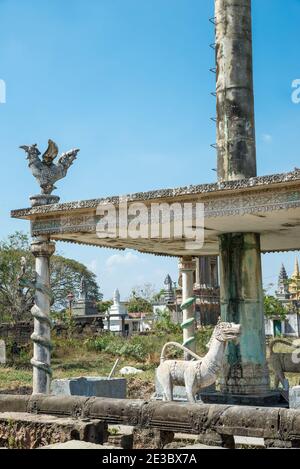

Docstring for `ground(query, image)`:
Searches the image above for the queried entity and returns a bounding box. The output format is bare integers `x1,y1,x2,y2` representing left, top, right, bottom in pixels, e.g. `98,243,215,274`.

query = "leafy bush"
264,295,287,319
152,308,181,334
85,334,146,361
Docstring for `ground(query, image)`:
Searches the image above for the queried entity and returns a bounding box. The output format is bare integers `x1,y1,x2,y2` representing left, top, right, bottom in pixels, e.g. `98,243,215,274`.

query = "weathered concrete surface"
0,412,107,449
51,377,127,399
215,0,256,181
219,233,269,394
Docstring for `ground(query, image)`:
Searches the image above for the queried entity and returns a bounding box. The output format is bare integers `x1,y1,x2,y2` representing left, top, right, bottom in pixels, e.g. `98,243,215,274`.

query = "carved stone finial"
20,139,79,204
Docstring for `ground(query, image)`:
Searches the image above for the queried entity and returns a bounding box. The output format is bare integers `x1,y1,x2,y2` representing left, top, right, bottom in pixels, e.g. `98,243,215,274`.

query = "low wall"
0,321,32,345
1,395,300,448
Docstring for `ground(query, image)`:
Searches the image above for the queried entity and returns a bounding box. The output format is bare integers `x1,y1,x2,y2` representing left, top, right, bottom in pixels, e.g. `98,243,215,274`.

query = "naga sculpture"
20,139,79,194
157,321,241,403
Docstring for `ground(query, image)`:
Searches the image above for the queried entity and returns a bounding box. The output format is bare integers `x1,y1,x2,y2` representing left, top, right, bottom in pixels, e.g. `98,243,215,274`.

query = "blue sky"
0,0,299,299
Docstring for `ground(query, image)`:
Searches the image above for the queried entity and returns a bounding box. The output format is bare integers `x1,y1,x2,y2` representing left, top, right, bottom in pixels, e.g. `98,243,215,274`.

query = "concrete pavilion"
11,0,300,403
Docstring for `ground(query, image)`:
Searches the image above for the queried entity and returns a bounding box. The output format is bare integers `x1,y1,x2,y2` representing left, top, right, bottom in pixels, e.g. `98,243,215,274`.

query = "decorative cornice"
11,169,300,219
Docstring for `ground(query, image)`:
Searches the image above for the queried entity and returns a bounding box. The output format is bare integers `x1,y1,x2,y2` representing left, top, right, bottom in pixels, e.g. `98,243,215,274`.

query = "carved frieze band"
30,188,300,236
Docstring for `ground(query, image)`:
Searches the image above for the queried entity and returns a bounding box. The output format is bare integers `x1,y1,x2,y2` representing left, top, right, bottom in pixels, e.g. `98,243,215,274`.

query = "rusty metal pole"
215,0,270,396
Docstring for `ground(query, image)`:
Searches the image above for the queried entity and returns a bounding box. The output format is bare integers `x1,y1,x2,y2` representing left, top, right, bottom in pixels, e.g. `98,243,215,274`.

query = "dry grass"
0,333,299,395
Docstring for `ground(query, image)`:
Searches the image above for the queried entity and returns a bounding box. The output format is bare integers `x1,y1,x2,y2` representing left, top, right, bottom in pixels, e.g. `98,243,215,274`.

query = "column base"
219,362,270,395
200,390,287,407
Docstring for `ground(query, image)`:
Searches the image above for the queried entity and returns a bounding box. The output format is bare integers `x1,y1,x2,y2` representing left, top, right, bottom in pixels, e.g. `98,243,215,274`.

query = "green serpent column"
31,235,55,394
179,257,196,360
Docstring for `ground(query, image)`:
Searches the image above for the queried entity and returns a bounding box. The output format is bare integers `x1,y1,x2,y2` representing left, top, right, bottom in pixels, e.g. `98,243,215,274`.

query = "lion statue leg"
157,363,173,401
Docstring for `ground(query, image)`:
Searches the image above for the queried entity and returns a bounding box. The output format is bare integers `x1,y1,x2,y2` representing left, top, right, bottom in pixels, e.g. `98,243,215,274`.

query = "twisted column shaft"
179,257,196,360
31,236,55,394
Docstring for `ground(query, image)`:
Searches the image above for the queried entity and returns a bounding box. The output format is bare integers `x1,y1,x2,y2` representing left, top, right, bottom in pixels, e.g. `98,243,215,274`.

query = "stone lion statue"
269,338,300,390
156,321,241,403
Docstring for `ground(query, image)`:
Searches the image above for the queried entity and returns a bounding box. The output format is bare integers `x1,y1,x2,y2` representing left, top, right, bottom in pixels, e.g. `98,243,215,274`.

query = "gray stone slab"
234,436,265,447
289,386,300,409
178,443,224,449
51,376,127,398
40,440,118,449
0,340,6,365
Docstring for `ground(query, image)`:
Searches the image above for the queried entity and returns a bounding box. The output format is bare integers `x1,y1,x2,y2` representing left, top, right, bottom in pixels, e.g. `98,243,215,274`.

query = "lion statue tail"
269,338,295,355
160,341,202,363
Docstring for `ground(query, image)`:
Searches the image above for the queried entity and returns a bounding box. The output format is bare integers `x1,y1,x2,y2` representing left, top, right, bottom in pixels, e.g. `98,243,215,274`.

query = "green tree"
97,300,113,314
127,283,162,314
0,232,101,322
127,290,153,314
264,295,287,320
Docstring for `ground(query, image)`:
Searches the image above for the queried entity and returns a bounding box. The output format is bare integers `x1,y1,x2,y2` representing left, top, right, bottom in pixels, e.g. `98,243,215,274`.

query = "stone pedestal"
200,390,282,407
31,235,55,394
30,194,60,207
72,298,98,316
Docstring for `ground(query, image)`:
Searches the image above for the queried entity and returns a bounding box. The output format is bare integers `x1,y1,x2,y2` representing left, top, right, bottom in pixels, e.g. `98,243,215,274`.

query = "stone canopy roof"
11,169,300,257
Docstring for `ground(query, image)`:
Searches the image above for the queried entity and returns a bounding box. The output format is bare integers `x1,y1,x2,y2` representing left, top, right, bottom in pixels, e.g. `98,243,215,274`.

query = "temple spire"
292,258,300,278
277,263,289,296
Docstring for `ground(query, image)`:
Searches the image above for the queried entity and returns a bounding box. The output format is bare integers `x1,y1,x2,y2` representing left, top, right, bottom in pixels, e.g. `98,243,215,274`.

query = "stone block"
0,340,6,365
51,376,127,399
0,412,107,449
107,433,133,449
289,386,300,409
133,428,174,449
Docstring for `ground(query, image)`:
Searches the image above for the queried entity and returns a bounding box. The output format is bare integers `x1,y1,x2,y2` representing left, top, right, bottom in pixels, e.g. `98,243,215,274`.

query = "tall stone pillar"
216,0,256,181
179,257,196,359
219,233,269,394
31,235,55,394
214,0,270,396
